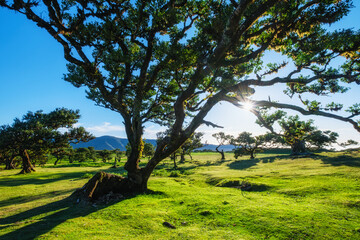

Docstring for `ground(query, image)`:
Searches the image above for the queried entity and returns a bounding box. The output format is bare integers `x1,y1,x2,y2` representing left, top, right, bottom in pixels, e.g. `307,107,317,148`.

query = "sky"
0,2,360,147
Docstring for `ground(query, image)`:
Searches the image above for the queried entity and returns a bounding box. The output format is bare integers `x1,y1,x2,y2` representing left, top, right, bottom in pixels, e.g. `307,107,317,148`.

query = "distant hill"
71,135,157,151
72,135,235,152
195,144,235,152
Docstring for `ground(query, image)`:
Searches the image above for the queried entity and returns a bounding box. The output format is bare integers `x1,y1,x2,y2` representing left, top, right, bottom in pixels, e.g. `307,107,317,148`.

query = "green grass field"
0,151,360,240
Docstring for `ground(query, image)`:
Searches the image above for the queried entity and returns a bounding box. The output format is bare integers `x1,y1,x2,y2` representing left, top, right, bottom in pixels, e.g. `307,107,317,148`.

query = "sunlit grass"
0,150,360,239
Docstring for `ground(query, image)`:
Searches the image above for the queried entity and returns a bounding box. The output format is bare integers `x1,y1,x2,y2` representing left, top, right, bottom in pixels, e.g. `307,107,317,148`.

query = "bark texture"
4,158,15,170
19,150,35,174
291,140,307,155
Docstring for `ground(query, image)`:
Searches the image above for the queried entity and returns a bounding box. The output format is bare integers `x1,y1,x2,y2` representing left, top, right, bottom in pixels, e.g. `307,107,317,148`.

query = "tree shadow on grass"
0,189,76,208
259,155,289,163
0,192,142,240
0,171,99,187
314,154,360,167
227,159,260,170
227,155,290,171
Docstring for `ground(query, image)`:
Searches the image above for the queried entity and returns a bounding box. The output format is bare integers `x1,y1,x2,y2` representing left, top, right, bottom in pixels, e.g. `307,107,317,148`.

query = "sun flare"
242,101,254,111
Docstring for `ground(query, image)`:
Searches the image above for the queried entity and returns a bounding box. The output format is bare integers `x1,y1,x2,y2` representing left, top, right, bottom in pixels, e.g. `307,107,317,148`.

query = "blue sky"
0,3,359,146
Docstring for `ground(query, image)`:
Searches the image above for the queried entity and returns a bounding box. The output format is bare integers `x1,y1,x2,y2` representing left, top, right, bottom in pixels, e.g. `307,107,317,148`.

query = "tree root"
72,171,143,202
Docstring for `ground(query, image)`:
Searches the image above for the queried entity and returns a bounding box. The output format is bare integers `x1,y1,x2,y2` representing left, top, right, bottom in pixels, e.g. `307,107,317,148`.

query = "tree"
98,150,113,163
2,1,360,198
143,142,155,160
180,132,204,162
0,108,93,173
212,132,232,160
339,139,359,148
306,130,339,151
0,148,17,170
53,147,73,165
230,132,279,159
111,149,125,168
256,110,339,154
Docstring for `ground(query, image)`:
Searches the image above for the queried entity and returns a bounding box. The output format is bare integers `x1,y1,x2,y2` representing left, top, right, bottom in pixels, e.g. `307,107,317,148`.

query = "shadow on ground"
314,154,360,167
227,159,260,170
0,189,76,208
0,171,99,187
227,155,291,171
0,191,145,240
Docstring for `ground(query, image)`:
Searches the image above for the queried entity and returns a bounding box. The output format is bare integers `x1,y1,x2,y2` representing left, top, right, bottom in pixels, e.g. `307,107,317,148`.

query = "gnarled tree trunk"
19,150,35,174
179,153,185,163
249,150,255,159
215,146,225,160
291,140,307,155
170,153,177,169
5,157,15,170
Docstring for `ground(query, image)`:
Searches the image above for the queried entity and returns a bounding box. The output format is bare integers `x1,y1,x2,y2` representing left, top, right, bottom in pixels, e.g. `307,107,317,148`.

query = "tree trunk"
220,150,225,160
180,153,185,163
171,153,177,169
74,131,190,201
54,157,60,165
291,140,306,155
249,150,255,159
19,150,35,174
5,157,15,170
111,156,118,168
215,146,225,160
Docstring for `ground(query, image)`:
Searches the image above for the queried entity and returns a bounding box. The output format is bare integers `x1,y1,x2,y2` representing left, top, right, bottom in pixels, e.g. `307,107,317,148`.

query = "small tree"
212,132,231,160
230,132,279,159
143,142,155,161
98,150,113,163
0,148,17,170
256,110,339,155
339,139,359,148
111,149,125,168
53,147,73,165
306,130,339,151
0,108,93,173
180,132,204,162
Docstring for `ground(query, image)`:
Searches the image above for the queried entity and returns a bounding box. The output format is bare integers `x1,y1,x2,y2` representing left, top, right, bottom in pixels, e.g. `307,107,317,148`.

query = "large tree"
1,0,360,198
0,108,93,173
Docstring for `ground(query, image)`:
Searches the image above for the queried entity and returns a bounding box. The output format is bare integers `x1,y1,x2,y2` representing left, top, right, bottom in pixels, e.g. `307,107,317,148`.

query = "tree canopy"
256,110,339,154
1,0,359,195
0,108,93,173
230,131,280,159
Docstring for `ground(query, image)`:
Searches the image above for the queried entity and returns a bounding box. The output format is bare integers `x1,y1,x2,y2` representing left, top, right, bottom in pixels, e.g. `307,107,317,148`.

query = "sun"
242,101,254,111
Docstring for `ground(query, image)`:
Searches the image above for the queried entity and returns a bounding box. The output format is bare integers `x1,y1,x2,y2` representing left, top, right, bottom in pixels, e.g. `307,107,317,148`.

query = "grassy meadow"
0,150,360,239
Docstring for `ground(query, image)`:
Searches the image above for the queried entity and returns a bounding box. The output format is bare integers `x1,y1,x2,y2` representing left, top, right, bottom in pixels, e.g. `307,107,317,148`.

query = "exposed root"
72,171,144,202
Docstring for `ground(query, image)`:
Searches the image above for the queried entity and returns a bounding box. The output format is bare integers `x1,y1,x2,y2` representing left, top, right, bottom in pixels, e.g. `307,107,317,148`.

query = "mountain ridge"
72,135,234,151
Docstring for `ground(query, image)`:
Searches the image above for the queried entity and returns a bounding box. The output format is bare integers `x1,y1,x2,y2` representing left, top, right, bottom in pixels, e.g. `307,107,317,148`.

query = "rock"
163,221,176,229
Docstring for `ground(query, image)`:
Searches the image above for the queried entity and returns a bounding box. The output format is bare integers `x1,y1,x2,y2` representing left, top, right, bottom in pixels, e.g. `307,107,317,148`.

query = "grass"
0,150,360,239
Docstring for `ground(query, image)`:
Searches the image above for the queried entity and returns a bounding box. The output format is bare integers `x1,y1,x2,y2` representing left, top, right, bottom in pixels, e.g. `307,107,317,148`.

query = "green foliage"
257,110,339,153
0,108,93,170
230,132,280,159
97,150,113,163
143,142,155,160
